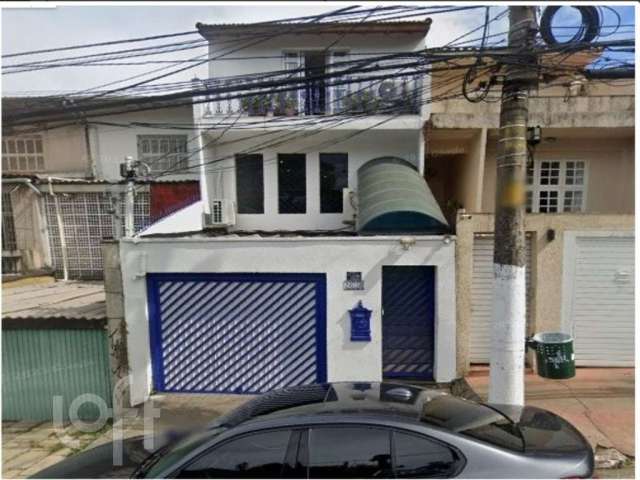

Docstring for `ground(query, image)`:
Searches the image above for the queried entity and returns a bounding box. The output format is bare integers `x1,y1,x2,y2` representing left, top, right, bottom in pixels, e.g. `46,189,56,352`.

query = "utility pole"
120,155,136,238
489,6,538,406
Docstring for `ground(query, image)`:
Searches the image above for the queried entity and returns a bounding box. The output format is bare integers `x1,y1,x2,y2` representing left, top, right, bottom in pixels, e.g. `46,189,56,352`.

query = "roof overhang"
196,20,431,40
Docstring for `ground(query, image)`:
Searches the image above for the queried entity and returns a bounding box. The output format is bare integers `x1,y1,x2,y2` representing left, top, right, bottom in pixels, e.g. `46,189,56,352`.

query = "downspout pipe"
47,177,69,281
2,177,42,196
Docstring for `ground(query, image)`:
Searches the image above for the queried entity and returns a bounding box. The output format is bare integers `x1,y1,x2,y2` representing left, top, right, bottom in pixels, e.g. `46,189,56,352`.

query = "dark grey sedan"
33,382,594,478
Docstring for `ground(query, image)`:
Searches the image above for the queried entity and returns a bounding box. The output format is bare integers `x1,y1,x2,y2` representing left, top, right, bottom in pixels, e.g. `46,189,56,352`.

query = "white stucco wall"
201,129,423,231
120,235,456,406
91,106,199,182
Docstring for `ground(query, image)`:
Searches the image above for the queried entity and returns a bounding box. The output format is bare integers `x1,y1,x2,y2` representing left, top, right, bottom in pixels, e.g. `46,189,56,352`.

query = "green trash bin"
526,332,575,379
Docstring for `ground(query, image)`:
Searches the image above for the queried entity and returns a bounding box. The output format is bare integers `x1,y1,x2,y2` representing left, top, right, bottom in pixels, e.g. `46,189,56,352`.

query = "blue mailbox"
350,301,372,342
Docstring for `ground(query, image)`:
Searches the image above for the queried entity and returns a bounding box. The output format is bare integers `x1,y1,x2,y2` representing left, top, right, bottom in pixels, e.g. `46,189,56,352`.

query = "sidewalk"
465,367,635,457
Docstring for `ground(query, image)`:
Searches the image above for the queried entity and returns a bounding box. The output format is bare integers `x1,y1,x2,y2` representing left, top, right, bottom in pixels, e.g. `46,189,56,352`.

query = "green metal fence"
2,328,112,422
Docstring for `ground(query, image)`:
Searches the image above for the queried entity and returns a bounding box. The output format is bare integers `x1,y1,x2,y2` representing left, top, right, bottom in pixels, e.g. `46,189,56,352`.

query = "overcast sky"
0,3,634,96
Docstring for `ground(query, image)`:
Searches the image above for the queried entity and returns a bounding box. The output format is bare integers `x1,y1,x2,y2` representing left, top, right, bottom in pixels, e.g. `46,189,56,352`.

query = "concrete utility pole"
122,155,136,238
489,6,538,406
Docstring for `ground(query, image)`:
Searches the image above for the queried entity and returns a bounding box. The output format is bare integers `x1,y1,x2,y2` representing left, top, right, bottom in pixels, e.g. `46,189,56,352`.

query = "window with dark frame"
320,153,348,213
176,430,291,478
278,153,306,214
235,154,264,214
306,426,393,479
393,431,461,478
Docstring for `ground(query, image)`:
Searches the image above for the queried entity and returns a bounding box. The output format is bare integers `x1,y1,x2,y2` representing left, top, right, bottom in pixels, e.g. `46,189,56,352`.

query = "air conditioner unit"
342,188,356,224
203,199,236,228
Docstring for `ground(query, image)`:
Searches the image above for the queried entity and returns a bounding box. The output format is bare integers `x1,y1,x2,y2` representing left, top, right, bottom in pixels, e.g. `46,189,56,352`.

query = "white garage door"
565,235,634,366
470,236,533,363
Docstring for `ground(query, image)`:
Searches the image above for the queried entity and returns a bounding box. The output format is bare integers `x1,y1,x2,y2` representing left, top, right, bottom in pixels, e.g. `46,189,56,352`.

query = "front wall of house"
482,131,635,214
92,106,198,182
209,33,425,80
455,212,634,374
4,125,88,177
120,236,456,406
205,129,422,231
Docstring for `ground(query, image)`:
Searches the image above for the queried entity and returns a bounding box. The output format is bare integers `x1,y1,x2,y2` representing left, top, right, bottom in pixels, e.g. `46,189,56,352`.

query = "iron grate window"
2,193,17,251
2,136,45,172
2,192,20,274
44,192,150,280
137,135,189,174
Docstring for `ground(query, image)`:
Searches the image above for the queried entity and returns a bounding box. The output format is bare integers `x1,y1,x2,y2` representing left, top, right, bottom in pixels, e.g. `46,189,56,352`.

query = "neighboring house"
116,20,460,406
427,53,635,372
1,98,200,279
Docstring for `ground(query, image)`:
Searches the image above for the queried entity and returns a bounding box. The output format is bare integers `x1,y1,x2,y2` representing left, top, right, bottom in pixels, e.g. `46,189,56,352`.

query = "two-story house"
2,97,200,279
116,20,459,406
426,53,635,373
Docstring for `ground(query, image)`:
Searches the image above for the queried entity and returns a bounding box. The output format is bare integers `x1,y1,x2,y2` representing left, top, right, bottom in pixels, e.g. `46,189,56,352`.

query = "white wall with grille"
562,232,634,366
469,235,533,363
44,191,150,280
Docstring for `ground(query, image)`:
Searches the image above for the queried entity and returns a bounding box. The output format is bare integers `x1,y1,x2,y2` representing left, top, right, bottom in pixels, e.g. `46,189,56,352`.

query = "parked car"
32,382,594,478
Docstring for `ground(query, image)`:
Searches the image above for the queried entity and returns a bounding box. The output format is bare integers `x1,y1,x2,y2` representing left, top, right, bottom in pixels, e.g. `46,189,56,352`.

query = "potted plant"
342,93,360,113
360,90,379,114
284,94,297,116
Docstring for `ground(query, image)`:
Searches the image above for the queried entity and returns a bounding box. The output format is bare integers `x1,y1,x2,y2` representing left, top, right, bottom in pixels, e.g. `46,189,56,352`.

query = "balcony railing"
198,72,423,118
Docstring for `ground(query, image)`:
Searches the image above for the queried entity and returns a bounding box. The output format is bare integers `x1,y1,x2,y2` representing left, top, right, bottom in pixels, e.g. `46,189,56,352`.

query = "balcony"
197,72,424,120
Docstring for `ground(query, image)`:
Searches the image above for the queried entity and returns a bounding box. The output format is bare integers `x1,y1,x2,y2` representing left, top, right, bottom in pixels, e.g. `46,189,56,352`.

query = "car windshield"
420,395,525,452
138,427,225,478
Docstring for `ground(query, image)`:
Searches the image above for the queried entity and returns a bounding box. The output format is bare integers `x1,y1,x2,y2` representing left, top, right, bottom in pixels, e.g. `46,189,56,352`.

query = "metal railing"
199,71,423,118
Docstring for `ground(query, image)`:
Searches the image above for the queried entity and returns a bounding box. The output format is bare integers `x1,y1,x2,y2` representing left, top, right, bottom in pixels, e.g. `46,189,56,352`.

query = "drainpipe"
1,177,42,196
48,177,69,281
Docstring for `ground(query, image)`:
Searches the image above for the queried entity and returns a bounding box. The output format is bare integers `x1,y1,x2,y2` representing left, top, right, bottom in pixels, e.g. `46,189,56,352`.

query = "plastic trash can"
526,332,575,379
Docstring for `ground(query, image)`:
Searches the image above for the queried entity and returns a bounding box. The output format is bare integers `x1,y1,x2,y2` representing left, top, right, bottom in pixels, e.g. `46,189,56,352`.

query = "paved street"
2,376,635,478
2,394,252,479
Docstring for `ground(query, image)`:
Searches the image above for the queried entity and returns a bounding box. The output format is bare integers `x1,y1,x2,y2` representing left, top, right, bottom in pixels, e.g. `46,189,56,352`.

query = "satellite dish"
378,80,397,103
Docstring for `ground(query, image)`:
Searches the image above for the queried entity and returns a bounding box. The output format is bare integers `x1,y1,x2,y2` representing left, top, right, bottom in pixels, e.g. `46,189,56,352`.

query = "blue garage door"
382,266,435,380
147,273,327,394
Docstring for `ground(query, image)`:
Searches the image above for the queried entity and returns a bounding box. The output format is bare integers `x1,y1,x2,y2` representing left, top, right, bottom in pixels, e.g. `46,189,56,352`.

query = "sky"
0,3,635,96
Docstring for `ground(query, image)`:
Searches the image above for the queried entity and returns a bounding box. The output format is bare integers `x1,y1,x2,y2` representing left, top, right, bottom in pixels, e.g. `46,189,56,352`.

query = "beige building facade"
428,64,635,374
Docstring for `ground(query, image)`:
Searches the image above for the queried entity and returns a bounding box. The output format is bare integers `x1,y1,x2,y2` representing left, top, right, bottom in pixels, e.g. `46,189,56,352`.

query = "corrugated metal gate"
2,329,112,421
470,235,533,363
44,192,150,280
567,235,634,366
147,273,327,394
382,266,435,380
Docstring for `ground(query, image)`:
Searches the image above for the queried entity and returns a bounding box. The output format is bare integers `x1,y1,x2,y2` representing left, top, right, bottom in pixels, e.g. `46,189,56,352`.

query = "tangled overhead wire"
539,6,601,45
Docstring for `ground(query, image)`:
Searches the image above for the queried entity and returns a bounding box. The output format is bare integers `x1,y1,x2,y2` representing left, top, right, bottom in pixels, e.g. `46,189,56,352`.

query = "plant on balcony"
274,92,298,116
242,94,271,116
361,90,380,114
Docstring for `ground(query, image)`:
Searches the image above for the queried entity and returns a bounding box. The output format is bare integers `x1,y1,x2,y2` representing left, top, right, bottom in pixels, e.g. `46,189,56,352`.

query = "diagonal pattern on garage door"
147,273,327,394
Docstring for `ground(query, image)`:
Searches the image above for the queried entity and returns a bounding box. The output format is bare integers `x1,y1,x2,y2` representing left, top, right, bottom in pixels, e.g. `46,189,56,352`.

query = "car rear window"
420,396,524,452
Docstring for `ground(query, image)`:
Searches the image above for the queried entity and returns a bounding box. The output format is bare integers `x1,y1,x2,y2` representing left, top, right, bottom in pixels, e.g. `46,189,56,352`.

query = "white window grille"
526,160,587,213
2,136,45,172
44,192,150,280
137,135,189,174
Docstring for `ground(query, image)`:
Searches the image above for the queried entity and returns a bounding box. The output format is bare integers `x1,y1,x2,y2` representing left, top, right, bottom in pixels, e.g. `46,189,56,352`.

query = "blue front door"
382,266,435,380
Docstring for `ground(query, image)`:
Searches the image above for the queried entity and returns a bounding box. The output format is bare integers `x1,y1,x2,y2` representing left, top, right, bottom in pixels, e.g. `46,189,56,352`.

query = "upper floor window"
137,135,188,174
278,153,306,214
320,153,348,213
526,160,587,213
2,136,44,172
235,154,264,214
